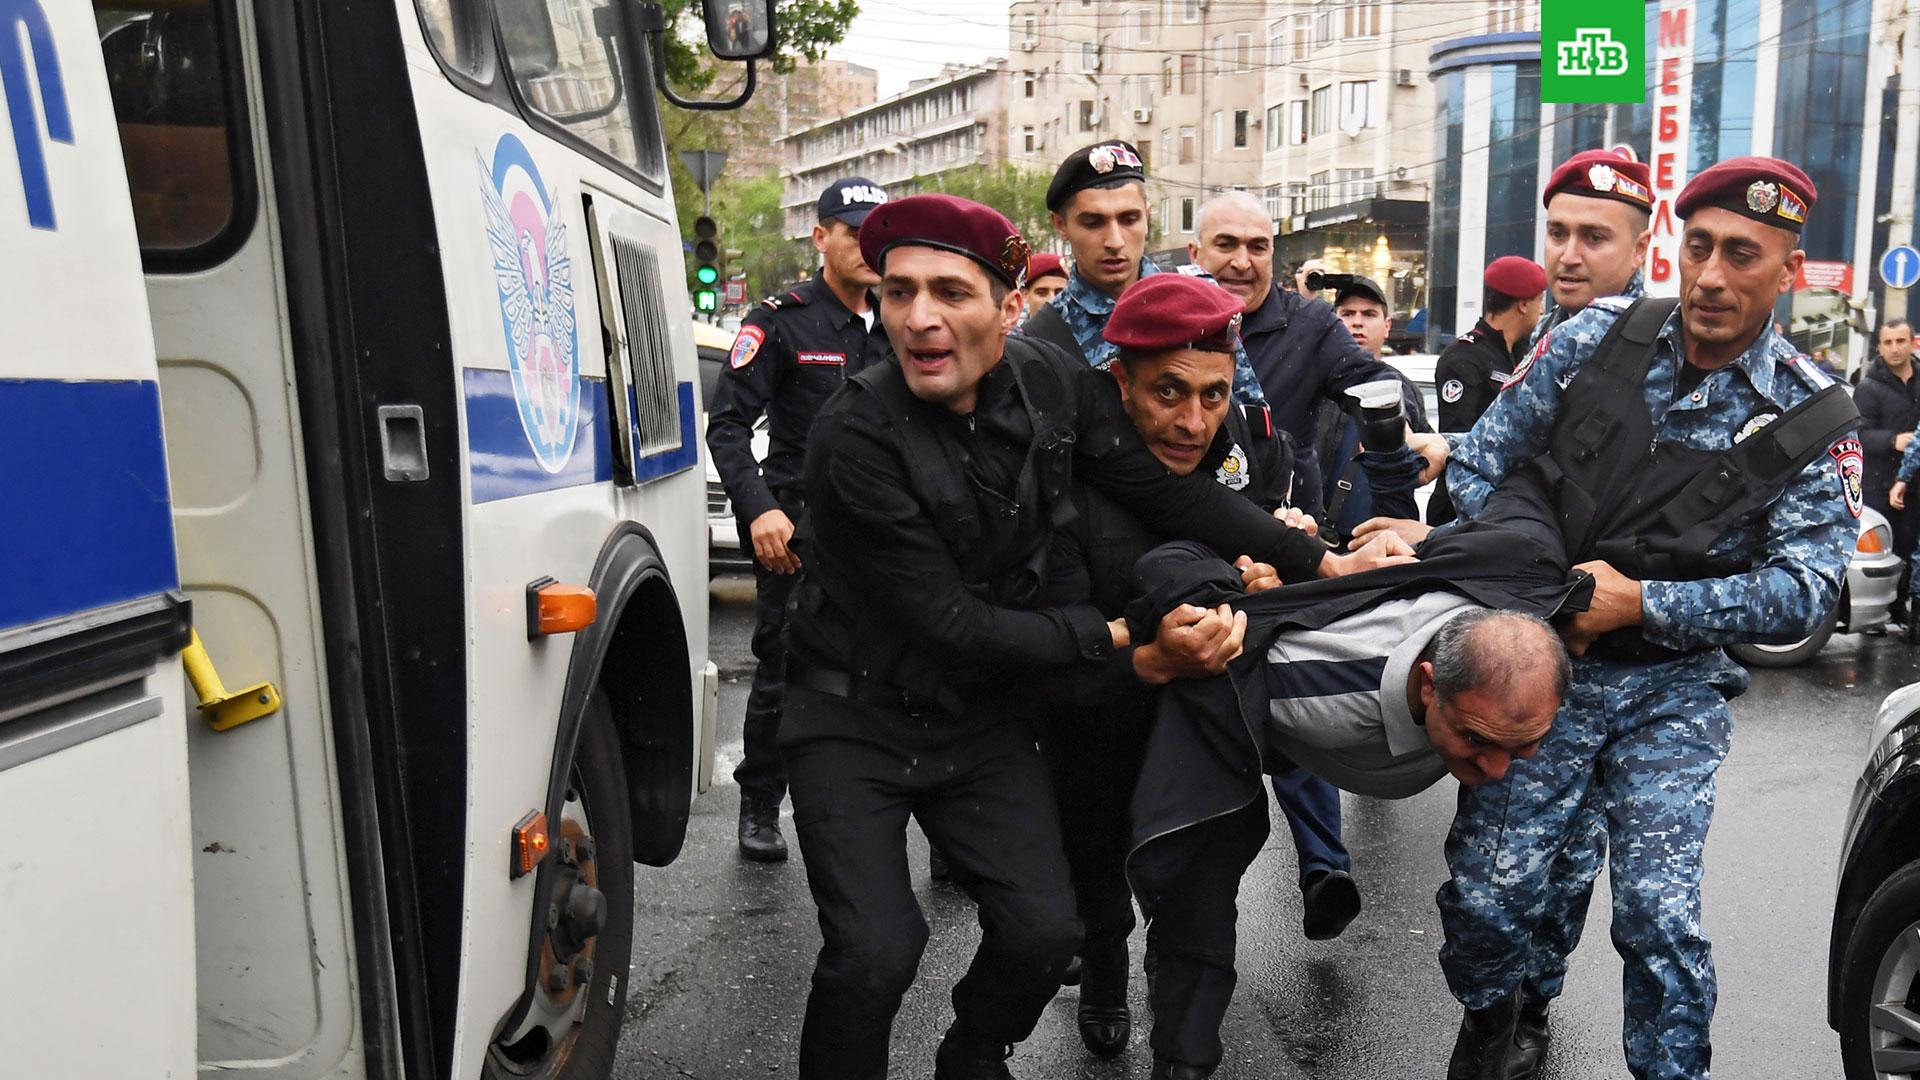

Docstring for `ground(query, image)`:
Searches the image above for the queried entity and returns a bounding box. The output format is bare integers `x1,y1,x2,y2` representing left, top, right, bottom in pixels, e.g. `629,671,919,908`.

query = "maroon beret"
858,193,1032,288
1543,149,1653,211
1028,252,1067,282
1102,273,1244,354
1675,155,1816,233
1484,255,1547,298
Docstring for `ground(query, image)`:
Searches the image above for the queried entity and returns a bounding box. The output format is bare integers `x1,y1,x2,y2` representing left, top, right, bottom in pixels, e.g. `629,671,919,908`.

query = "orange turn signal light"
1859,528,1889,555
511,809,551,879
526,578,596,638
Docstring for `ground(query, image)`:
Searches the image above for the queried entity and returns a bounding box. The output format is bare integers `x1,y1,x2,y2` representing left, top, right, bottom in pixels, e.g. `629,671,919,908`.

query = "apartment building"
779,61,1013,239
1005,0,1268,250
722,58,880,180
1257,0,1465,317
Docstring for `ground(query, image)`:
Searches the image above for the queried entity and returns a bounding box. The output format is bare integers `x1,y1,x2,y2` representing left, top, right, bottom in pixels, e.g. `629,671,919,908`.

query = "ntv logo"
1557,28,1631,77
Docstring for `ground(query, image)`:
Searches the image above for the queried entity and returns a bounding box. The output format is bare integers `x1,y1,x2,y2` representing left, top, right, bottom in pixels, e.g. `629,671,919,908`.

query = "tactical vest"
789,336,1081,707
1530,298,1860,583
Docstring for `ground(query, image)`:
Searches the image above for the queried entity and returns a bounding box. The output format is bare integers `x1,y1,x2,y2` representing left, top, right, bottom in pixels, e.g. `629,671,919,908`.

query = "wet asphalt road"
610,575,1920,1079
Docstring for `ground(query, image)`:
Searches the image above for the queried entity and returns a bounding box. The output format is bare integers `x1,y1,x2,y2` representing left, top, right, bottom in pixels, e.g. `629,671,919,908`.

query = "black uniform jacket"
1854,358,1920,506
1434,317,1519,433
788,339,1327,727
1121,481,1594,862
705,273,893,524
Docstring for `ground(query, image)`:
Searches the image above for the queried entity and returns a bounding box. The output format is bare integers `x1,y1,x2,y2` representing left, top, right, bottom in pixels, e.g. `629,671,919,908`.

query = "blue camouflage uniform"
1438,298,1855,1080
1892,433,1920,579
1048,260,1268,405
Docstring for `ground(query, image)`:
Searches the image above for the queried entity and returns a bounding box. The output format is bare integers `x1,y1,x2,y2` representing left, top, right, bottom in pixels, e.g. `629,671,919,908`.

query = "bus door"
96,1,366,1074
0,2,196,1075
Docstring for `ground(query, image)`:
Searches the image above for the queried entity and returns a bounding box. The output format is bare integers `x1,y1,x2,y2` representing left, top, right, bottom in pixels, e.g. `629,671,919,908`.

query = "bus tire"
486,686,634,1079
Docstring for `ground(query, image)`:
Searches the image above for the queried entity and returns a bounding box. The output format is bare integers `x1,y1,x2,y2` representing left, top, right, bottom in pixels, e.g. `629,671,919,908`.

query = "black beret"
1046,141,1146,212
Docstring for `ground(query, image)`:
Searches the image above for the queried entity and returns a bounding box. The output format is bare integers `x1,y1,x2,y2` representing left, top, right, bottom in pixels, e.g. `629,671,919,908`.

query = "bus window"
95,0,251,263
414,0,490,79
496,0,665,183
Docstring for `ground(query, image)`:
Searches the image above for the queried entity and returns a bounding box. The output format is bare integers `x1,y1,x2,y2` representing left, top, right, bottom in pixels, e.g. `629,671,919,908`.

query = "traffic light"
692,216,720,312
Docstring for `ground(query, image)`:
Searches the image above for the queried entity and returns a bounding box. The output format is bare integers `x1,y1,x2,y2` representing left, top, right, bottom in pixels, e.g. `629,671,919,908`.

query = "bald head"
1188,192,1276,313
1415,608,1570,786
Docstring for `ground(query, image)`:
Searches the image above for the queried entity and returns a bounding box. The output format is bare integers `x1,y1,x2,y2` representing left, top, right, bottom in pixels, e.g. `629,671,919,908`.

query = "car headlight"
1858,522,1893,556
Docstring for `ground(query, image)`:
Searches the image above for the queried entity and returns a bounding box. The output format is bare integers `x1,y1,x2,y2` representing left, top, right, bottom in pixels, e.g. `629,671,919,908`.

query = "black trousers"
782,687,1083,1080
1131,797,1271,1071
733,497,802,803
1039,705,1148,970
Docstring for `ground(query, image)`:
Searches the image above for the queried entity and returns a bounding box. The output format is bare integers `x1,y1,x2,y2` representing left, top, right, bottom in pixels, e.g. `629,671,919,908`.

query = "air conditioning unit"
1132,107,1153,123
1297,72,1310,88
1395,68,1414,86
1020,38,1037,51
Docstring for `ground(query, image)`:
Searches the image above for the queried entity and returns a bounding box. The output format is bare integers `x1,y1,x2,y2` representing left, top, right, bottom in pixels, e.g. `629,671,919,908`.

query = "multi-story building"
1257,0,1458,317
723,58,881,180
1005,0,1268,252
779,61,1013,239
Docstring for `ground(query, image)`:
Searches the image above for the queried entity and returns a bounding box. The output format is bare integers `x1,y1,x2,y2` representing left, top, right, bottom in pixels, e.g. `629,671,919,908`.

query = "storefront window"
1428,71,1464,347
1776,0,1871,262
1486,66,1539,272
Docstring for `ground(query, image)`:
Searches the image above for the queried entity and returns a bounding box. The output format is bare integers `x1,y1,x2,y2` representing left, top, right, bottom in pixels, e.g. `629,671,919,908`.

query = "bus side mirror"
700,0,775,61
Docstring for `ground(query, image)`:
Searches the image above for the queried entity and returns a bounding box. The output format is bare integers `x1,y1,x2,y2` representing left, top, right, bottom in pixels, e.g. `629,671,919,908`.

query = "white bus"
1,0,763,1075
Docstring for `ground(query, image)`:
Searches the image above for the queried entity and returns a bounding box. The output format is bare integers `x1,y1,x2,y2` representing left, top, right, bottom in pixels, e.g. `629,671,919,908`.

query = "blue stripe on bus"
0,379,179,631
464,370,699,502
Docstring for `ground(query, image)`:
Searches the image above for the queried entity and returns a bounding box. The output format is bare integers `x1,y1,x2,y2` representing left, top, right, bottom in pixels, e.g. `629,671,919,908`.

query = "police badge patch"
1830,436,1866,518
1216,444,1250,490
1733,410,1779,444
1441,379,1465,404
730,324,766,368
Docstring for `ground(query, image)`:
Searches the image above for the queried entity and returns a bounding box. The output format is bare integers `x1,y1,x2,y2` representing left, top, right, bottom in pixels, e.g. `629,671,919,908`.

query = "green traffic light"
696,264,720,286
694,288,718,312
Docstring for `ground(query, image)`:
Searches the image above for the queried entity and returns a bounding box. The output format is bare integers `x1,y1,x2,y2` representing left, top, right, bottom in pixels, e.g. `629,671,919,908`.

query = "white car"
696,320,763,575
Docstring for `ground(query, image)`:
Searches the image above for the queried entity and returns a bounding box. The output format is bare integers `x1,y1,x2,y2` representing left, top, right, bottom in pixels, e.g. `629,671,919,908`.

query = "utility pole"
1888,0,1920,320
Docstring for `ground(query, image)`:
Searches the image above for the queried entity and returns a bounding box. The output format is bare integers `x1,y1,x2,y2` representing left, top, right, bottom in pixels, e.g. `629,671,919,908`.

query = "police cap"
1102,273,1243,354
1543,150,1654,212
1484,255,1547,298
1046,141,1147,213
817,176,889,227
858,193,1032,289
1675,155,1816,234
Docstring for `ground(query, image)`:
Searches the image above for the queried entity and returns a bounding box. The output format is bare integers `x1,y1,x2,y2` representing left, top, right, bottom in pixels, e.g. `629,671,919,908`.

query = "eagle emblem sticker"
481,133,579,475
1216,444,1250,490
1830,436,1865,518
1441,379,1465,404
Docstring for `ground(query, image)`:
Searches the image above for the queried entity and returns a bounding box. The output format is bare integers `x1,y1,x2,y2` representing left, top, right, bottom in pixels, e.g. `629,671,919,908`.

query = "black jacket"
786,336,1326,729
1434,317,1520,433
704,273,893,523
1123,480,1593,862
1238,284,1403,511
1853,358,1920,506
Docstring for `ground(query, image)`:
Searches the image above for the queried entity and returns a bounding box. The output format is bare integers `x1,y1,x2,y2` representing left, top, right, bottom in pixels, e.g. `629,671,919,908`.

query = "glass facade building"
1426,0,1882,350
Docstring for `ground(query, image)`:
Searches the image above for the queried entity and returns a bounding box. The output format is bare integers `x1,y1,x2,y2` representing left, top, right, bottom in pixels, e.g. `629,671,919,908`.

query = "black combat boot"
932,1027,1015,1080
1149,1059,1214,1080
1076,938,1131,1057
1300,868,1362,940
736,793,787,862
1504,995,1550,1080
1447,992,1521,1080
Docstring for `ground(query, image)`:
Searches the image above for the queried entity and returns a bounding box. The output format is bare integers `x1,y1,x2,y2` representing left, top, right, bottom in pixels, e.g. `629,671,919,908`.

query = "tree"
919,164,1055,252
710,174,813,298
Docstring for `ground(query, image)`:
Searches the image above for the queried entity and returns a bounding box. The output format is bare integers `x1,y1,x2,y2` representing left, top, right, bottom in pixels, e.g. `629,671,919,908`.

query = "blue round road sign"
1882,245,1920,290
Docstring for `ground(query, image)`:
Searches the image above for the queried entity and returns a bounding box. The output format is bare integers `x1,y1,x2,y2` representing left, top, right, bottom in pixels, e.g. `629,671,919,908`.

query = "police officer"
1429,256,1547,524
783,194,1412,1080
705,176,893,862
1021,252,1068,323
1531,149,1655,347
1433,149,1658,1057
1036,273,1311,1067
1022,141,1267,404
1858,319,1920,622
1422,158,1859,1080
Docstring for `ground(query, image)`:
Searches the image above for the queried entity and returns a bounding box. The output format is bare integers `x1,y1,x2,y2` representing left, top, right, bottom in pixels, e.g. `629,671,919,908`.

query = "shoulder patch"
1830,436,1865,518
729,324,767,369
1502,331,1551,389
1215,443,1251,490
1441,378,1465,404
